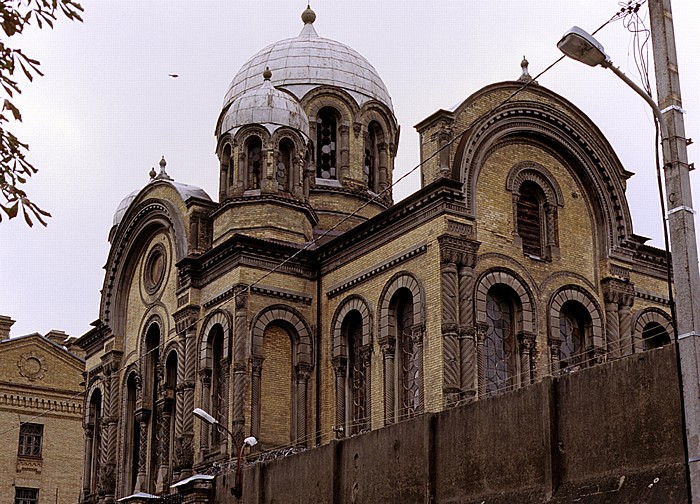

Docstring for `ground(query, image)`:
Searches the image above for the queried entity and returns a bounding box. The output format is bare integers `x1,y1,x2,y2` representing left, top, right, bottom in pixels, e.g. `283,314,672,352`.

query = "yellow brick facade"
75,9,675,502
0,332,84,504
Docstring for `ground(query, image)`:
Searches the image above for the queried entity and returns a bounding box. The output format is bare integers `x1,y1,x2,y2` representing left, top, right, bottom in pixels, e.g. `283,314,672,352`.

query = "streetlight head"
193,408,218,425
243,436,257,447
557,26,610,67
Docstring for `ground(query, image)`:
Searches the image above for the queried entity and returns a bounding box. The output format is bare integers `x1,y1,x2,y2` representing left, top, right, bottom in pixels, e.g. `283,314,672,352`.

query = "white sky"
1,1,698,338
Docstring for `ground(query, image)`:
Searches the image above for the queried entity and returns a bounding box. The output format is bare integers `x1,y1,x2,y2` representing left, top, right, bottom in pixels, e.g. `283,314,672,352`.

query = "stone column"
99,355,120,503
604,298,620,359
602,277,636,359
155,399,169,492
437,123,452,177
440,257,461,407
411,324,425,413
378,142,389,194
250,357,263,440
134,409,150,492
339,124,350,181
82,424,94,502
544,204,559,257
476,324,487,399
292,156,304,198
518,331,536,386
236,150,246,194
232,287,248,444
549,339,562,375
296,364,312,447
360,344,372,430
458,263,477,401
381,340,395,425
332,356,347,438
197,369,211,461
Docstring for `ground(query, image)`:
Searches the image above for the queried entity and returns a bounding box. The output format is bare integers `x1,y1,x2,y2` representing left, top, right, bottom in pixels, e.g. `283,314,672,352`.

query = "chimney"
0,315,15,340
45,329,69,346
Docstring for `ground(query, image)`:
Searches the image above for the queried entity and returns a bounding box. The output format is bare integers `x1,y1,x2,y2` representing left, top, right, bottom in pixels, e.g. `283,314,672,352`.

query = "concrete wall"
227,344,686,503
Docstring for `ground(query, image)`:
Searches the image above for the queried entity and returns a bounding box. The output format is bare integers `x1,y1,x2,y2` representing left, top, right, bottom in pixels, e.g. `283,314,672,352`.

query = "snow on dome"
222,7,393,114
220,69,310,137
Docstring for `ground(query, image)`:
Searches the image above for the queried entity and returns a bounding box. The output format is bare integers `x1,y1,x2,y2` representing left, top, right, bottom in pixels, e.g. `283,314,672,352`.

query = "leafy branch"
0,0,83,226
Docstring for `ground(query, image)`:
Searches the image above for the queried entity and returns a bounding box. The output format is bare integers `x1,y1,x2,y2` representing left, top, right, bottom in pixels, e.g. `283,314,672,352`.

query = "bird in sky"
168,73,179,78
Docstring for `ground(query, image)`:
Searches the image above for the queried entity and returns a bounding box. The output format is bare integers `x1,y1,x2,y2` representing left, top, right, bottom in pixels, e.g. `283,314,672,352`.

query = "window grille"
485,292,514,395
18,423,43,458
15,488,38,504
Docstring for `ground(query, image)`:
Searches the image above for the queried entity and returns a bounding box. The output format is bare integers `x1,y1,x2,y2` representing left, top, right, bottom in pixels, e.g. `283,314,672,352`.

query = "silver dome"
220,73,310,137
222,9,393,113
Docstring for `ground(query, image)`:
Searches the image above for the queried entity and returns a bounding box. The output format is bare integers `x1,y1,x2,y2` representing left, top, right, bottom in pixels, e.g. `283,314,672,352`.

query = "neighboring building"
0,316,85,504
75,6,678,504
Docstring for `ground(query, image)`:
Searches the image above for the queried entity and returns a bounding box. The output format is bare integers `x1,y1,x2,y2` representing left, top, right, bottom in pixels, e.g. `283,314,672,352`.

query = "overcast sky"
1,1,698,338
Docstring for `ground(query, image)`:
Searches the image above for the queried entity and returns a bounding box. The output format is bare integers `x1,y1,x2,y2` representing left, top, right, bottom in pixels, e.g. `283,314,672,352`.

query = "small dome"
220,70,310,137
222,8,393,114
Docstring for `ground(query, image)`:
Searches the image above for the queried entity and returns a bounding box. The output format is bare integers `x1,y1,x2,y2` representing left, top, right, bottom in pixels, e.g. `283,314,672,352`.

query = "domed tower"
216,5,399,242
214,68,317,246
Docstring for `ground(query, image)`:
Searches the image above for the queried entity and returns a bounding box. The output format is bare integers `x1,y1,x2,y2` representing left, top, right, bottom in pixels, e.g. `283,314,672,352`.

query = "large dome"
222,7,393,113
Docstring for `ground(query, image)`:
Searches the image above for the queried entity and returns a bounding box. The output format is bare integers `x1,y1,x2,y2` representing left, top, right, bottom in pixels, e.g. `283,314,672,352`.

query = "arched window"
260,323,294,448
485,287,518,395
642,322,671,350
122,373,139,497
316,107,338,179
342,311,367,434
364,122,382,193
517,181,545,257
144,324,160,493
246,136,263,190
559,301,591,371
277,138,294,193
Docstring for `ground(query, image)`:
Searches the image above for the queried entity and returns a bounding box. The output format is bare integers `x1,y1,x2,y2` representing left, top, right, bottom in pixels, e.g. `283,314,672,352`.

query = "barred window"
15,488,38,504
18,423,43,458
316,107,338,179
485,289,516,395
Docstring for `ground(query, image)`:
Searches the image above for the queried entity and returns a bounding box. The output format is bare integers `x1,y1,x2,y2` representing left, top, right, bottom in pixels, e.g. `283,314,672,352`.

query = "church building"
76,6,675,503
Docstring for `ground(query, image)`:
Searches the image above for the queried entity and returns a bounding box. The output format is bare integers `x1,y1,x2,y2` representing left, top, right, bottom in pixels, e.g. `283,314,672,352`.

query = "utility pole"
648,0,700,501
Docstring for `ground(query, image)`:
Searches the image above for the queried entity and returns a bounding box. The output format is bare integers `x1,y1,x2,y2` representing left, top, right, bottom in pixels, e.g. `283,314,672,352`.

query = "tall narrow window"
247,136,263,190
316,108,337,179
210,327,225,447
277,138,294,192
343,311,367,434
559,301,590,371
364,123,377,192
123,373,139,497
485,288,516,395
395,290,419,419
517,181,544,257
15,488,38,504
642,322,671,350
18,423,43,457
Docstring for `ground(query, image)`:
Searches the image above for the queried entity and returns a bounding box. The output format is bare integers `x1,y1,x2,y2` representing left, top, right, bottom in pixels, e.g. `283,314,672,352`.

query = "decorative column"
332,356,347,438
549,339,562,375
378,142,389,194
437,122,453,177
296,364,312,447
475,323,487,399
99,353,120,503
236,150,246,195
173,333,185,482
518,331,536,385
232,287,248,444
339,124,350,181
544,204,559,257
292,156,304,198
134,409,150,492
411,324,425,413
82,424,94,502
602,277,636,358
249,357,264,440
173,305,199,480
360,345,372,430
440,260,461,406
155,398,169,492
197,369,211,461
381,340,395,425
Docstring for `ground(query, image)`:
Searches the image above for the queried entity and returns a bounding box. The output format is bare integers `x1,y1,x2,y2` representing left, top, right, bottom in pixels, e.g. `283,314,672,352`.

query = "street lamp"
559,23,700,501
192,408,257,499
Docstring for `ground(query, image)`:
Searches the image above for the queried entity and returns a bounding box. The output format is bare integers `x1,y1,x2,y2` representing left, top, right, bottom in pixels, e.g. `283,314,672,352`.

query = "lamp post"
192,408,257,499
558,22,700,502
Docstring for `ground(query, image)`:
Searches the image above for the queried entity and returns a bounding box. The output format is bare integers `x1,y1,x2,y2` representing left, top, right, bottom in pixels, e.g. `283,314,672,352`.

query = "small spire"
301,4,316,24
263,67,272,80
154,156,173,181
517,55,537,84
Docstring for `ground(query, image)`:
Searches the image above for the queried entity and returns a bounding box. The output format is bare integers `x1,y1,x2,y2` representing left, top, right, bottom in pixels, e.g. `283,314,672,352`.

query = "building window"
516,181,545,257
343,311,367,434
395,290,419,419
277,138,294,192
18,423,43,458
246,136,263,190
316,107,337,179
558,301,591,371
15,488,38,504
642,322,671,350
485,288,517,395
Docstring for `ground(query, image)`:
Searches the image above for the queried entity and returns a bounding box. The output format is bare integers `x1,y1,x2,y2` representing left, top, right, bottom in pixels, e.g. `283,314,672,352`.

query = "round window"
144,245,166,294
